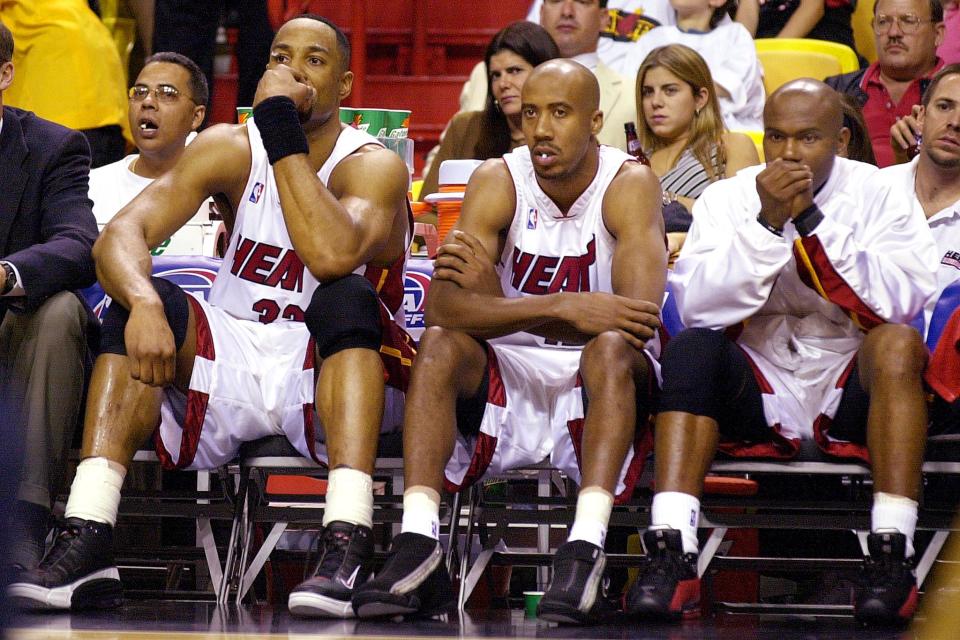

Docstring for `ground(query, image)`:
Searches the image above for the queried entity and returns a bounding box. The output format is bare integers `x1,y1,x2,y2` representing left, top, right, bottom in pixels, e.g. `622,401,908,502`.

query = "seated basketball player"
9,15,414,618
627,80,939,626
350,59,667,623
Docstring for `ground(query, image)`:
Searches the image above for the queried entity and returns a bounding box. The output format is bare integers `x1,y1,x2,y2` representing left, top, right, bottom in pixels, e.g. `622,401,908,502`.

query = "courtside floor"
6,602,913,639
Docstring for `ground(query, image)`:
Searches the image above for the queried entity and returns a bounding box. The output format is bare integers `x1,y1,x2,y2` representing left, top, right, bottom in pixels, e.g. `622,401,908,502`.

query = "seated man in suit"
0,20,99,574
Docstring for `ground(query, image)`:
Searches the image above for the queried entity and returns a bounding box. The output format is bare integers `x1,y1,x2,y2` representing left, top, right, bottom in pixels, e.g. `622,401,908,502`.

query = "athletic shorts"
154,295,411,470
442,341,660,502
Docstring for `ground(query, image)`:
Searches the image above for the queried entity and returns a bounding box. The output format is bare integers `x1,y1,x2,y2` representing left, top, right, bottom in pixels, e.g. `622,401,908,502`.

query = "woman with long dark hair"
420,21,560,197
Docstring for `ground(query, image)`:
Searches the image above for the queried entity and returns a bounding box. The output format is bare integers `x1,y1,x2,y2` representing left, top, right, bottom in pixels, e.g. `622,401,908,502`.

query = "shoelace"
309,527,352,579
37,519,82,571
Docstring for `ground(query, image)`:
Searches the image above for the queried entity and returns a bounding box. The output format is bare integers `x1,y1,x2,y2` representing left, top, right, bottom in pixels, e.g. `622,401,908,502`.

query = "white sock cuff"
64,457,127,526
323,468,374,528
651,491,700,555
401,486,441,540
872,492,918,557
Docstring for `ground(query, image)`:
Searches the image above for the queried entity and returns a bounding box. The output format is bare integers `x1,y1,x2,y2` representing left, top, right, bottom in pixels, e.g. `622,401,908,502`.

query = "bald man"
627,80,939,625
351,60,666,622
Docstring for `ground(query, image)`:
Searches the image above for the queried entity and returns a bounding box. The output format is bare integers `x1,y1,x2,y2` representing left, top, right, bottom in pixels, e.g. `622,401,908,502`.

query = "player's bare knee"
861,324,926,380
305,274,382,359
581,331,635,384
415,326,477,374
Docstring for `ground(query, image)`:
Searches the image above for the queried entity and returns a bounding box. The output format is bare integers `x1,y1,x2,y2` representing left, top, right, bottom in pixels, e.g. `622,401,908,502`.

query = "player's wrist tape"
253,97,309,164
793,204,824,236
756,214,784,237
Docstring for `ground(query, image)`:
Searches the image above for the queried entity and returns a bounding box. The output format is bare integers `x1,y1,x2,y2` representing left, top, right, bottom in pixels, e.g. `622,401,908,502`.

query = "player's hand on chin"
124,304,177,387
253,64,316,114
560,292,661,350
433,230,502,296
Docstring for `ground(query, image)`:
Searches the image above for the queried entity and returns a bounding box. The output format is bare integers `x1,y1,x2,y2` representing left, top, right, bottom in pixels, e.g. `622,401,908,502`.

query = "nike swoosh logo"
340,565,361,589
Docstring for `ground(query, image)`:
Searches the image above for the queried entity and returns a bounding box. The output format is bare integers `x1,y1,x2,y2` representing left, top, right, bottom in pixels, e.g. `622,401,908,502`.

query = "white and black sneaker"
7,518,122,611
537,540,611,624
288,521,373,618
351,532,454,619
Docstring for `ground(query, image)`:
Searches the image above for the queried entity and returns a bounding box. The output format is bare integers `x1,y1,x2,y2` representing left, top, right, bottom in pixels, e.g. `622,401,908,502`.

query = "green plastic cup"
523,590,544,618
383,109,411,138
338,107,356,126
236,106,253,124
348,108,386,136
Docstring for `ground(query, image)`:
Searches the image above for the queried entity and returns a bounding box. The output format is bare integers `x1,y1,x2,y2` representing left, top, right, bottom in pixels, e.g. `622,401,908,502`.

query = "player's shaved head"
765,79,844,134
524,59,600,113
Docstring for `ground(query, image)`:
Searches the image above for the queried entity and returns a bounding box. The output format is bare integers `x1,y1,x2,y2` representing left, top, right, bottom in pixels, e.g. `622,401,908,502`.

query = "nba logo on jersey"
249,182,265,204
527,207,538,230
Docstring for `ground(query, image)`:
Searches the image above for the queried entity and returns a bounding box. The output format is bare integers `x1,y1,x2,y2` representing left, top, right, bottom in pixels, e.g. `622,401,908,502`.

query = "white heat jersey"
496,144,662,361
209,120,406,324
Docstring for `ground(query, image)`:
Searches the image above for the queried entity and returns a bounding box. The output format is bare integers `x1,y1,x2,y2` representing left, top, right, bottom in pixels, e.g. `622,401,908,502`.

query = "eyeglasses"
128,84,192,103
872,13,935,34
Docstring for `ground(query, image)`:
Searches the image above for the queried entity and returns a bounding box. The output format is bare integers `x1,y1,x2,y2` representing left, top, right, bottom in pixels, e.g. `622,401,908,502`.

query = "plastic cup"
383,109,411,138
338,107,356,126
523,591,544,618
349,108,386,136
236,106,253,124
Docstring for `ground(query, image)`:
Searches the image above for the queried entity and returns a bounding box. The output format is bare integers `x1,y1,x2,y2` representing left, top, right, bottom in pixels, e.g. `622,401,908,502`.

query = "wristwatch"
0,262,18,295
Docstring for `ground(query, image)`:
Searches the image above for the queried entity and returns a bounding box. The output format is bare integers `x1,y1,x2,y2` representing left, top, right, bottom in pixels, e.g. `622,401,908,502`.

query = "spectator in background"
636,44,760,261
737,0,858,53
938,0,960,64
826,0,944,167
90,52,210,229
622,0,765,131
526,0,677,74
0,20,99,577
838,92,877,164
421,22,560,198
457,0,637,152
153,0,273,117
0,0,131,167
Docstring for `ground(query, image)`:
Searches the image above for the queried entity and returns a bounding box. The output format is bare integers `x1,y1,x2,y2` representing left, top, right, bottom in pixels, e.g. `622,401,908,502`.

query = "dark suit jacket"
0,105,98,313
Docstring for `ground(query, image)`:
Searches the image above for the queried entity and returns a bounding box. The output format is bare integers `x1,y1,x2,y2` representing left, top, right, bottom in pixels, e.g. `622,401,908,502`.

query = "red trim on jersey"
794,236,884,330
154,296,215,470
379,303,416,392
301,336,324,464
926,306,960,402
442,345,506,492
812,413,870,462
365,254,406,318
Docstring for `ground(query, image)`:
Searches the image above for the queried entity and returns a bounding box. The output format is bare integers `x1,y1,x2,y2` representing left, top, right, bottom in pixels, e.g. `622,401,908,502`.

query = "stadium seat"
744,130,764,162
852,0,877,64
755,38,860,94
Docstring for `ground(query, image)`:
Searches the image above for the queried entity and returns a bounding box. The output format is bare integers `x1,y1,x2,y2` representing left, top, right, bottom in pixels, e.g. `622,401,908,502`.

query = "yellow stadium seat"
755,38,860,94
852,0,877,64
744,130,765,162
410,178,424,202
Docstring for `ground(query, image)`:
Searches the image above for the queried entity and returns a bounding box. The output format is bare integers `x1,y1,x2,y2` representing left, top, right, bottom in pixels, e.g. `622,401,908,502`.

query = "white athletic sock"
872,492,918,558
322,468,374,528
64,457,127,526
650,491,700,555
567,487,614,548
401,486,441,540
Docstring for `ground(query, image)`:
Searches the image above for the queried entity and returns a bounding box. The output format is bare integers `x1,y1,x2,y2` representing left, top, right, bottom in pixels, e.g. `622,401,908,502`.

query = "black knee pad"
99,277,190,356
659,328,731,418
305,274,383,359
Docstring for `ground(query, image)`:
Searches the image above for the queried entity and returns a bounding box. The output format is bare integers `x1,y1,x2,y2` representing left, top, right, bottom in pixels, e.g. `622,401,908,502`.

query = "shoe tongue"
869,531,906,559
644,527,682,554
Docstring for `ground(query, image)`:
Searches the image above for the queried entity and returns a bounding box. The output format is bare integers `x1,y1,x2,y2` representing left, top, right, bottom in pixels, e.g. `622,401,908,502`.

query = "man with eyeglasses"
0,20,99,580
89,52,212,254
826,0,945,167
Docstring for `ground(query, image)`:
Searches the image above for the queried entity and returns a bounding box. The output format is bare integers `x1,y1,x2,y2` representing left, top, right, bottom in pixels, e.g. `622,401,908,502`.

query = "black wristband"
756,213,784,237
252,96,309,165
793,203,825,236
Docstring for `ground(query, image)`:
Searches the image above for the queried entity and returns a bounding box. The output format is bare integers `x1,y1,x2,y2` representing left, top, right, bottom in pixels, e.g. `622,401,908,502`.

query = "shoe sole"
537,600,596,625
352,590,455,620
8,568,122,611
288,591,355,618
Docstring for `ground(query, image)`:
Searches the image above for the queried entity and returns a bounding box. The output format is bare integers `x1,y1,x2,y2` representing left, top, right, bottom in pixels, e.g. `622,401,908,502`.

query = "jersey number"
253,299,305,324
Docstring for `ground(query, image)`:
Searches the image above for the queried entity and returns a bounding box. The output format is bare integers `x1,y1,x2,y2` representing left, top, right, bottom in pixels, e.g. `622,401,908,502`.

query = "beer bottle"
624,122,650,166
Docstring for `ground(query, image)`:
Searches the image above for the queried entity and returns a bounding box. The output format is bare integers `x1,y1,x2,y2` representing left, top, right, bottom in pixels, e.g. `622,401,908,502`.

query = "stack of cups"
424,159,483,243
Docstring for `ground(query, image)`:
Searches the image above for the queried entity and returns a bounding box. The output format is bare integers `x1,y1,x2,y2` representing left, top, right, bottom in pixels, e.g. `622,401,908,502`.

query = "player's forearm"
93,222,162,311
272,157,368,281
425,282,568,338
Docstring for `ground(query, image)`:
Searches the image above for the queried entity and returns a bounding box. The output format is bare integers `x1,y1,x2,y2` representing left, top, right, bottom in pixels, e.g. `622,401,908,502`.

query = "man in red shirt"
826,0,944,167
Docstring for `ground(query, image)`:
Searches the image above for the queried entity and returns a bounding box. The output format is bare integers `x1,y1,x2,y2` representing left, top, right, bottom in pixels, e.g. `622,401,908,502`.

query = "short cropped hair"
922,62,960,106
296,13,351,72
0,21,13,65
144,51,209,106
